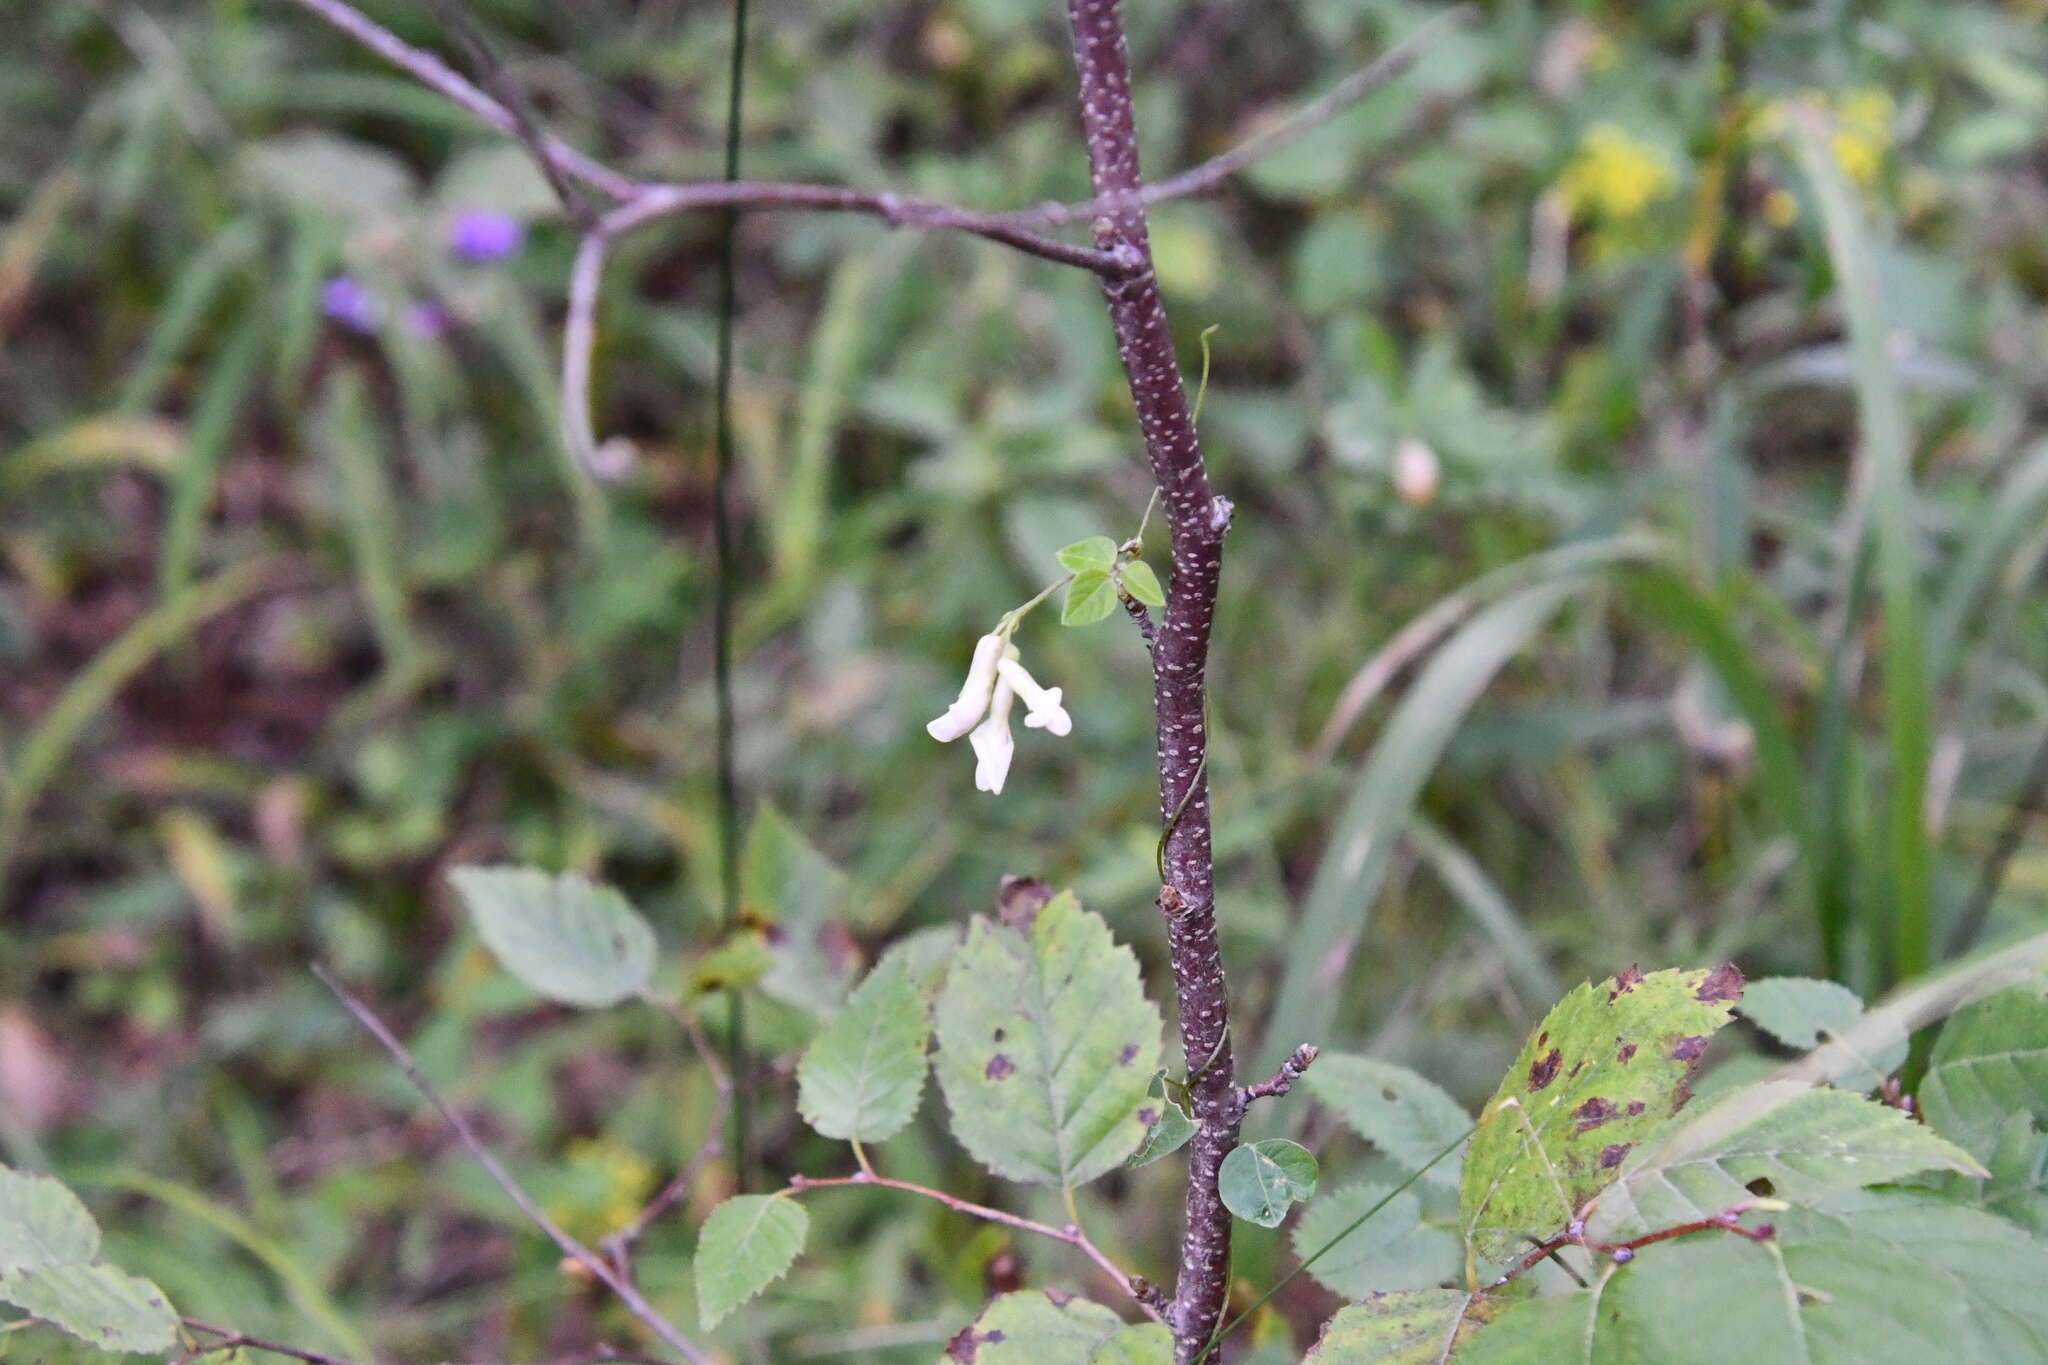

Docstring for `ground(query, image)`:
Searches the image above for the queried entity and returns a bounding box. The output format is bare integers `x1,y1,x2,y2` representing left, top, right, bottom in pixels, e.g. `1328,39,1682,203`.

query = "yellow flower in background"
1556,124,1677,223
1750,89,1893,188
545,1137,659,1240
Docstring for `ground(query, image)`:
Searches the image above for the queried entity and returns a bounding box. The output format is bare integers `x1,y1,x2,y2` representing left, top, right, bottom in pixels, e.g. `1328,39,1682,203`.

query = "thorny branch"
311,966,713,1365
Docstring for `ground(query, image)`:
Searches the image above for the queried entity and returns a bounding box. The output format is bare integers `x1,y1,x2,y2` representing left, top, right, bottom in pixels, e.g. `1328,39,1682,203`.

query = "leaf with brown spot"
1459,966,1744,1261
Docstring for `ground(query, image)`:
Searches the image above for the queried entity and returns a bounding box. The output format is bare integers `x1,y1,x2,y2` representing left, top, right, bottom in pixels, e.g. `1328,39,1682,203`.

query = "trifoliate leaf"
1219,1139,1319,1227
449,866,656,1008
1460,965,1744,1260
1119,560,1166,607
694,1195,808,1329
933,892,1162,1187
1056,536,1119,573
796,956,930,1143
1062,571,1119,626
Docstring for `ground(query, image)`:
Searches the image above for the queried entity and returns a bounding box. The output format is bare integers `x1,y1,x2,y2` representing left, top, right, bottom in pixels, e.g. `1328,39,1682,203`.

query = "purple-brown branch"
1062,1,1240,1355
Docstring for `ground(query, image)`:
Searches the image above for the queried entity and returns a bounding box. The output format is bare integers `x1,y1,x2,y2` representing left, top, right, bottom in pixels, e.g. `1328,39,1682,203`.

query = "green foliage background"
3,0,2047,1358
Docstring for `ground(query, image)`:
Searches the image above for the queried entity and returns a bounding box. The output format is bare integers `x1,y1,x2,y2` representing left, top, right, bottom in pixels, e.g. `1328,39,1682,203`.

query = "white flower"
997,657,1072,736
968,672,1018,793
927,632,1006,742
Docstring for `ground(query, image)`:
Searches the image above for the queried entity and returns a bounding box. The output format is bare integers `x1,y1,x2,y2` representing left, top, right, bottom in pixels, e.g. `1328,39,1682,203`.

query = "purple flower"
448,209,525,263
321,275,379,334
405,300,450,338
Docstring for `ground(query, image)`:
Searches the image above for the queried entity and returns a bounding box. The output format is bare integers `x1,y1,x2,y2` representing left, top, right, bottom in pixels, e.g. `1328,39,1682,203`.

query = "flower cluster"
1751,89,1894,190
1556,124,1677,223
927,633,1071,794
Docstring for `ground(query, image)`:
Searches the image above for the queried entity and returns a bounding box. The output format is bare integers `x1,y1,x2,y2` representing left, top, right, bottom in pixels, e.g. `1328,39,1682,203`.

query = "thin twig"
1239,1043,1317,1108
179,1320,363,1365
785,1170,1164,1325
1001,6,1476,226
310,966,712,1365
286,0,635,200
418,0,591,223
603,1121,726,1279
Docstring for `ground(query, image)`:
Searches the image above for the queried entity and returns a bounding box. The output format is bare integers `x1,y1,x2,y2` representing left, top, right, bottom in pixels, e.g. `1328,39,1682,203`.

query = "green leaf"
685,932,775,1000
1292,1183,1463,1299
1120,560,1166,607
743,803,855,1014
1582,1081,1985,1242
1306,1053,1471,1185
796,956,931,1143
694,1195,808,1330
945,1290,1143,1362
1471,1191,2048,1365
0,1165,179,1355
0,1167,99,1269
1740,976,1903,1090
1056,536,1119,573
1220,1139,1319,1227
1126,1073,1196,1168
1062,570,1119,626
449,866,657,1008
1303,1289,1493,1363
1460,965,1745,1260
933,893,1163,1187
1091,1324,1174,1365
1921,982,2048,1162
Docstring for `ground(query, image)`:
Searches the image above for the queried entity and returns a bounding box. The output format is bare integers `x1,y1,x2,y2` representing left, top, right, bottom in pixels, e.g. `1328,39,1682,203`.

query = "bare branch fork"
285,0,1468,471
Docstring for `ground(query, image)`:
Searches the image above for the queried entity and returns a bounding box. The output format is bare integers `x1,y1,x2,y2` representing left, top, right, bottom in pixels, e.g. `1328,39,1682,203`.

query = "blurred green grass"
3,0,2047,1358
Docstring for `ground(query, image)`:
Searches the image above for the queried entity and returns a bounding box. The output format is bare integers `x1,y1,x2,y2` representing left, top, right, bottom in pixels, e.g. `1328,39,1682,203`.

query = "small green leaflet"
945,1290,1170,1363
1120,560,1166,607
1306,1053,1471,1186
1291,1183,1463,1299
1740,975,1904,1090
1057,536,1119,573
1063,571,1120,626
1303,1289,1493,1363
796,955,931,1143
1219,1139,1319,1227
1127,1073,1196,1168
932,892,1162,1187
0,1164,179,1354
694,1194,808,1329
1919,982,2048,1234
1460,964,1745,1260
449,865,657,1008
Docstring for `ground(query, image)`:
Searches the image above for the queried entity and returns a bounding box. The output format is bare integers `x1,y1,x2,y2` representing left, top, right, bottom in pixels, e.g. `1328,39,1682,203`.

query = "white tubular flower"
927,632,1006,742
968,673,1018,794
997,656,1072,737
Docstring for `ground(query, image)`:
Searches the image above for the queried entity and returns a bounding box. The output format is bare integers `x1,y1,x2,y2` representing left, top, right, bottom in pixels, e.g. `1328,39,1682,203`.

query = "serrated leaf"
1921,982,2048,1161
933,892,1162,1187
796,956,930,1143
1220,1139,1319,1227
1581,1081,1985,1242
1062,571,1119,626
1126,1073,1196,1168
1306,1053,1471,1185
1460,965,1745,1260
1292,1183,1464,1299
1469,1191,2048,1365
743,803,855,1014
694,1195,808,1330
449,866,657,1008
1056,536,1119,573
945,1290,1131,1362
0,1167,99,1269
1120,560,1166,607
0,1165,179,1355
1304,1289,1494,1363
0,1263,179,1354
1741,976,1903,1091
